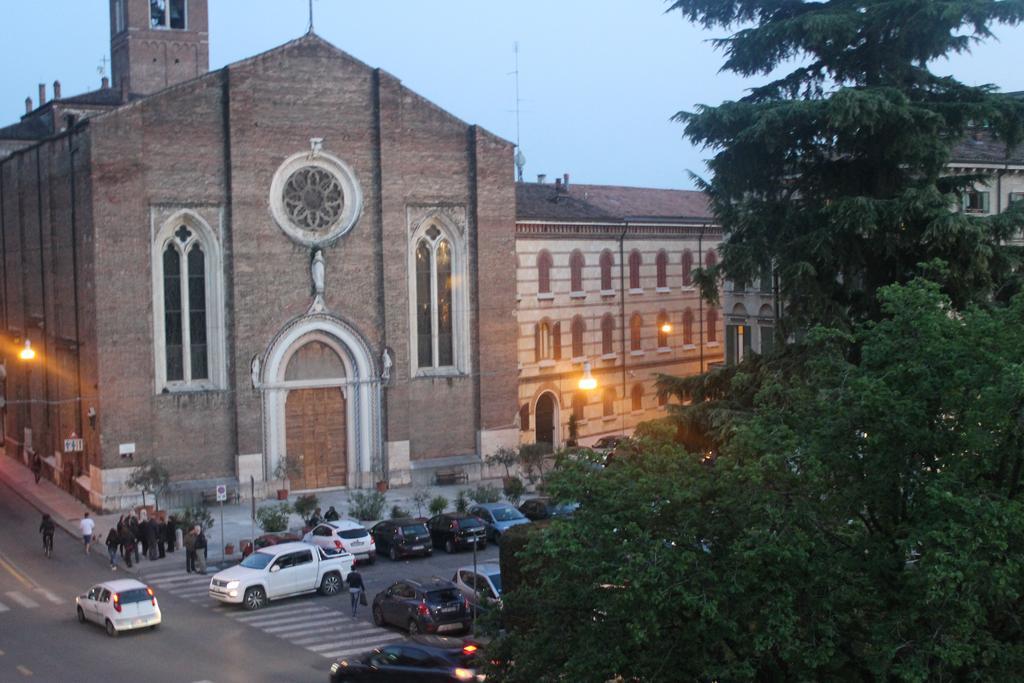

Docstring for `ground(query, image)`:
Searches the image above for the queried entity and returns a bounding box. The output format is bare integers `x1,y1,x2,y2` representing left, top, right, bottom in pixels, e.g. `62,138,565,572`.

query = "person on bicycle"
39,514,55,556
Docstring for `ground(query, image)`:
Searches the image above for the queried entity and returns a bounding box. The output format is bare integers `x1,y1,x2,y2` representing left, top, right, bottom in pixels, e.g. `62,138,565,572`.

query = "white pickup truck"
208,541,354,610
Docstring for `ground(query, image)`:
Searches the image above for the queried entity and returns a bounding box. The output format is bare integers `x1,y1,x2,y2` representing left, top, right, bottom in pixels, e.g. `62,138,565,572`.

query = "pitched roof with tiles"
950,130,1024,166
516,182,712,222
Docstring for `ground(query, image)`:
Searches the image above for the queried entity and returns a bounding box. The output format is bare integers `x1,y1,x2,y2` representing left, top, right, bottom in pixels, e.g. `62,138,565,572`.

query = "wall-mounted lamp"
18,339,36,361
578,361,597,391
87,406,97,428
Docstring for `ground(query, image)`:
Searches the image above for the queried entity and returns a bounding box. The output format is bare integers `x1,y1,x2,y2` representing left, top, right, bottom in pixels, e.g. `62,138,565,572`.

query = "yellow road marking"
0,554,33,590
16,665,32,676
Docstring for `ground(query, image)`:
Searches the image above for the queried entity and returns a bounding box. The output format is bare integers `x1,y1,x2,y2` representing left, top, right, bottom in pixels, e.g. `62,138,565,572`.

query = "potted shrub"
376,479,389,493
272,455,298,500
293,493,319,522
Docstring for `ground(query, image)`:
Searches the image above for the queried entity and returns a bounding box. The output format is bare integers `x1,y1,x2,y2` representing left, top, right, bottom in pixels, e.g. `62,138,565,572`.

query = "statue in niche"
381,347,393,383
250,353,261,389
310,249,326,313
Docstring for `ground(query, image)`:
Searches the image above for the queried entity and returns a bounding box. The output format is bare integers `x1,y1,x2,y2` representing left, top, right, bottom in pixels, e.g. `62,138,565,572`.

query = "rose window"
282,167,345,231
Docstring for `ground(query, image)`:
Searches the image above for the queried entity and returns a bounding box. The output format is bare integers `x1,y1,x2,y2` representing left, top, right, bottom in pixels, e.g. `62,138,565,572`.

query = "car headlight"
330,663,340,674
225,580,240,590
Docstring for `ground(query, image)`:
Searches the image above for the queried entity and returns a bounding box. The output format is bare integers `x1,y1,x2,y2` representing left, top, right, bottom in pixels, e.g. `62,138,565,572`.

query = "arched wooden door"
285,386,347,490
535,392,556,447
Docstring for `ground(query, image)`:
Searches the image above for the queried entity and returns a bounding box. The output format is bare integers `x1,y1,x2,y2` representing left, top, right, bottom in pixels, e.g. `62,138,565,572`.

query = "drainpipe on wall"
698,225,705,374
618,222,628,436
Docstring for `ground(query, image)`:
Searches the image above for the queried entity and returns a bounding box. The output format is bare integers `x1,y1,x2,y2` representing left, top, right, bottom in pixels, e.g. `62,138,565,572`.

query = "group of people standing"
183,524,209,574
104,513,179,570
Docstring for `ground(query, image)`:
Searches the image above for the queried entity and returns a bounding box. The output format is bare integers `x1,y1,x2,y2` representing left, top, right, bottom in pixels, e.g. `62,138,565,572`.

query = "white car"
76,579,161,637
302,519,376,564
209,541,354,610
452,563,503,609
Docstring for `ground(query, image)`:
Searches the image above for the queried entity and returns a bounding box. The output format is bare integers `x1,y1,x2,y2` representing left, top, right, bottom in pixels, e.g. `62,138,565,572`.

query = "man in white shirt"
79,512,95,555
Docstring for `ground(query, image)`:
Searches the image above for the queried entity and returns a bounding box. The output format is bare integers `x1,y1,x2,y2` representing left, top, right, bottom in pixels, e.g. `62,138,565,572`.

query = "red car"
240,532,302,558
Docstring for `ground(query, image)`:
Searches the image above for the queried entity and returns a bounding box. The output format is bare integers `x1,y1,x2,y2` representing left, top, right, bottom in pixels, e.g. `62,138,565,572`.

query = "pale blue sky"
2,1,1023,189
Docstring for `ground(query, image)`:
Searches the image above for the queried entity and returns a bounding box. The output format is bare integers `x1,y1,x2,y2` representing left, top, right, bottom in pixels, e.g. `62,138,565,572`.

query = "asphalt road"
0,479,503,683
0,478,329,683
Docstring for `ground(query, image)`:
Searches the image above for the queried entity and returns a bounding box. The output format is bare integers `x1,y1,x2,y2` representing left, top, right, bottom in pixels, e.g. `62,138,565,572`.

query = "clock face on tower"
269,142,363,247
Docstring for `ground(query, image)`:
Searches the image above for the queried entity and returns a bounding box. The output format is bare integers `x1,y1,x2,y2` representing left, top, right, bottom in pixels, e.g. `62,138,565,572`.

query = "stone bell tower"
109,0,209,96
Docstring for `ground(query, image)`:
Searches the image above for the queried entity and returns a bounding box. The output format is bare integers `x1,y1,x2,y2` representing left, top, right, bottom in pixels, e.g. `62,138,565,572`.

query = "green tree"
670,0,1024,333
126,458,171,511
490,281,1024,680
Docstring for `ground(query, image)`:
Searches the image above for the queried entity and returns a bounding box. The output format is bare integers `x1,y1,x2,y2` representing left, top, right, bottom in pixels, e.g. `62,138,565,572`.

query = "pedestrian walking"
345,568,365,618
195,527,208,574
156,515,167,558
30,454,42,484
105,529,119,571
165,515,178,553
128,515,141,564
79,512,95,555
144,518,159,561
184,527,197,574
119,525,135,569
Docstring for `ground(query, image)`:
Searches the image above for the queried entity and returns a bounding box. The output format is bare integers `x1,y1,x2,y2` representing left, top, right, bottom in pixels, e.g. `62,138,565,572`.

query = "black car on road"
372,578,471,636
369,519,433,561
426,513,488,553
329,637,486,682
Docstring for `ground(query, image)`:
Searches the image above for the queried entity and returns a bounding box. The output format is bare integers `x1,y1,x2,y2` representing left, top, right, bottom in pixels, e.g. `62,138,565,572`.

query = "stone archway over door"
285,387,347,489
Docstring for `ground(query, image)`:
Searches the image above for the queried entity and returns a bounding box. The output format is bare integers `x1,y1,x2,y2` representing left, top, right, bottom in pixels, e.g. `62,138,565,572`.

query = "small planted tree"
348,491,386,521
486,446,520,481
293,493,319,521
429,495,448,516
126,458,171,511
412,488,431,517
255,503,292,532
503,476,526,506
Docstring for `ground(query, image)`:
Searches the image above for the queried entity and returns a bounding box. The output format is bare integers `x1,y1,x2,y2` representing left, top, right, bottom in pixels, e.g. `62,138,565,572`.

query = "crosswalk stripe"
0,600,8,613
306,631,406,653
233,604,328,621
33,589,62,605
175,586,213,597
314,634,407,659
289,624,388,642
150,575,209,587
238,609,333,628
4,592,39,609
261,616,358,634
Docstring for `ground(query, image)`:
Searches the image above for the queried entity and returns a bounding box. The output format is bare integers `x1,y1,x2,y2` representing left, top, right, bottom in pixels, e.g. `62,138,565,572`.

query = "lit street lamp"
18,339,36,361
578,361,597,391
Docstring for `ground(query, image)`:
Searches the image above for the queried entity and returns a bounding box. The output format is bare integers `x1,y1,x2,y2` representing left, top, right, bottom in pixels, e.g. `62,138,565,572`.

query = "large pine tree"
672,0,1024,332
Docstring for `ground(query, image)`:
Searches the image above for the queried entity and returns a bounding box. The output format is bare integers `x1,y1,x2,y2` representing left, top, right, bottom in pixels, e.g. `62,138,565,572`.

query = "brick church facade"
0,0,520,509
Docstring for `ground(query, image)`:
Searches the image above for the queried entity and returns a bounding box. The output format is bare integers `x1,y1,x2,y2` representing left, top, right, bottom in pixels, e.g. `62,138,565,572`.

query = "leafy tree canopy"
490,280,1024,680
670,0,1024,330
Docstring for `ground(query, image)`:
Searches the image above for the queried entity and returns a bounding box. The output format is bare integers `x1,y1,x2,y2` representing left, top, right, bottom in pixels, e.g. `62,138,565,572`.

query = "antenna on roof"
308,0,315,33
97,55,109,78
512,42,526,182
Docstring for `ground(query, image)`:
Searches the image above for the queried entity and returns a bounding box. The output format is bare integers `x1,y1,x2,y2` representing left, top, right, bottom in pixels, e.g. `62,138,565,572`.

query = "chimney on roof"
101,76,110,89
25,97,33,114
38,83,46,106
537,174,546,184
120,76,130,103
53,80,61,99
554,177,562,192
563,173,570,191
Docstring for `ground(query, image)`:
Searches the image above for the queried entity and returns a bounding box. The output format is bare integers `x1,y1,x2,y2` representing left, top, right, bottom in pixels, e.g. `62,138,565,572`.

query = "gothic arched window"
683,308,695,345
657,310,670,348
656,250,668,288
601,314,615,355
537,250,553,295
599,250,614,291
707,308,719,343
629,250,642,290
570,250,585,293
631,383,644,411
571,315,586,359
415,226,454,369
153,213,224,391
630,313,643,351
681,249,693,286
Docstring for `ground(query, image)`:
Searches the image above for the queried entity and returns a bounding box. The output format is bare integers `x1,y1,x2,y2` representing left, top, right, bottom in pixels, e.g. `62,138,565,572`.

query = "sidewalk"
0,452,516,567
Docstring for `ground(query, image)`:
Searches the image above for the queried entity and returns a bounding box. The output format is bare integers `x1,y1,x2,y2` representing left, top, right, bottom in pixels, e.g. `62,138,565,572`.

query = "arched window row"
535,247,721,296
